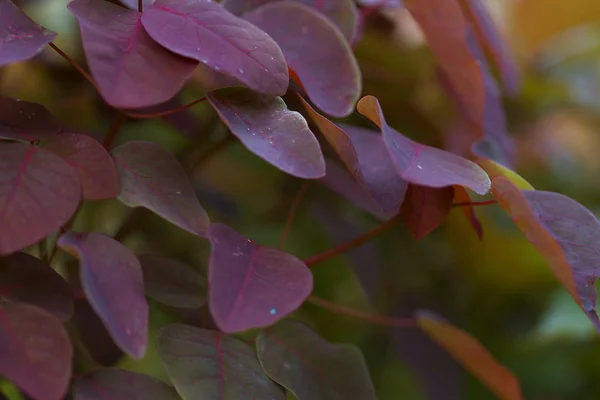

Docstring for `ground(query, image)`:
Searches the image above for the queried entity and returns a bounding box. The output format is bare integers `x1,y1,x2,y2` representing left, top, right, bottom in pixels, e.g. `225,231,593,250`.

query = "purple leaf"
73,368,180,400
0,96,61,141
0,252,73,320
0,303,72,400
43,132,119,200
245,2,361,117
257,319,377,400
141,0,289,96
207,87,325,179
0,142,81,256
68,0,197,109
138,255,207,309
357,95,491,195
57,232,148,358
0,0,56,67
120,0,155,9
157,324,285,399
223,0,358,42
400,185,454,240
111,141,210,237
208,223,313,333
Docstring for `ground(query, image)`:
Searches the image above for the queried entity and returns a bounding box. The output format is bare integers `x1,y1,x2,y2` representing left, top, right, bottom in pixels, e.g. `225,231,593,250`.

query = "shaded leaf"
68,0,197,109
0,303,72,400
491,177,600,331
357,96,491,195
0,96,61,141
157,324,285,399
208,88,325,179
57,232,148,358
43,132,119,200
400,185,454,240
111,141,210,237
245,2,361,117
257,319,377,400
0,0,56,67
416,310,523,400
208,223,312,333
138,255,207,309
73,368,180,400
0,252,73,320
0,142,81,255
141,0,288,96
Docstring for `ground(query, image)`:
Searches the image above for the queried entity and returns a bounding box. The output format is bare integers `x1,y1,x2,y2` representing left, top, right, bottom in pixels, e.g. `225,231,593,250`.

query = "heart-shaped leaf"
357,95,491,195
245,2,361,117
491,177,600,330
0,304,72,400
400,185,454,240
0,0,56,67
208,87,325,179
208,223,313,333
257,319,377,400
73,368,180,400
138,255,207,309
0,96,61,141
0,142,81,255
157,324,286,399
43,132,119,200
141,0,288,96
58,232,148,358
111,141,210,237
416,310,523,400
68,0,197,109
0,252,73,320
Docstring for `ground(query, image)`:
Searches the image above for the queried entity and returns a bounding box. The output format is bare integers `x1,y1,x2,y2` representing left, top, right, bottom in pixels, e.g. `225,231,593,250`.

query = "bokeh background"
3,0,600,399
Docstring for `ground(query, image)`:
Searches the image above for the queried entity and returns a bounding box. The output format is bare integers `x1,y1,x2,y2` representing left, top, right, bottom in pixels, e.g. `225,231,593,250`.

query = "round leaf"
0,96,61,141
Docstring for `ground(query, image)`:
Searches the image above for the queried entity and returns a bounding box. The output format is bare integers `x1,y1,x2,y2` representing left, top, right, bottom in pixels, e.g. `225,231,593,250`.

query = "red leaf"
208,223,313,333
43,132,119,200
400,185,454,240
111,141,210,237
0,304,72,400
58,232,148,358
0,96,61,141
68,0,197,109
141,0,289,96
245,2,362,117
0,142,81,255
0,0,56,66
208,87,325,179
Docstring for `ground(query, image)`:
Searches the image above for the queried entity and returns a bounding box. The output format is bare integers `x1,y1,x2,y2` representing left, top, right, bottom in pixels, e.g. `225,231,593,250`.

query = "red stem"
48,42,99,92
103,113,125,150
451,199,497,208
278,181,310,250
122,97,208,119
138,0,143,12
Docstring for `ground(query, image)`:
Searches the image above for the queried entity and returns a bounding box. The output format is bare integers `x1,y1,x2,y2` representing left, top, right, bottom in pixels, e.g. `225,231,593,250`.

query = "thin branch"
278,181,310,249
103,112,126,150
122,97,208,119
307,295,415,328
303,215,402,267
138,0,143,12
451,199,497,208
48,42,99,92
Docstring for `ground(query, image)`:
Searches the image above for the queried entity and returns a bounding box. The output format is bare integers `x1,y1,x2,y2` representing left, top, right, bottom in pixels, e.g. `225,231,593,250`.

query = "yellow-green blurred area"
6,0,600,399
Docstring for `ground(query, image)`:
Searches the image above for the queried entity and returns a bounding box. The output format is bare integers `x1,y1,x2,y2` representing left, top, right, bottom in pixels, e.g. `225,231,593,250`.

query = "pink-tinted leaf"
357,95,491,195
0,96,61,141
73,368,180,400
223,0,358,42
111,141,210,237
491,177,600,331
0,252,73,320
157,324,286,399
57,232,148,358
400,185,454,240
0,142,81,255
208,223,312,333
43,132,119,200
0,0,56,67
138,255,207,309
68,0,197,109
300,96,406,214
141,0,288,96
245,2,361,117
416,310,523,400
208,87,325,179
257,319,377,400
0,303,72,400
